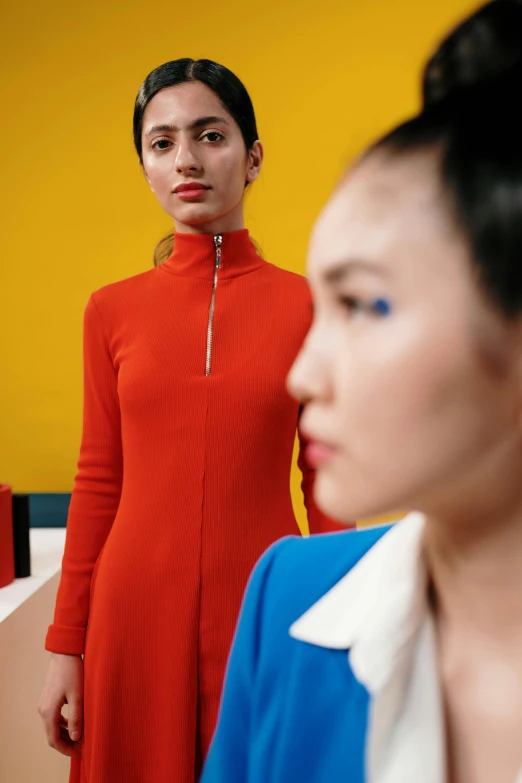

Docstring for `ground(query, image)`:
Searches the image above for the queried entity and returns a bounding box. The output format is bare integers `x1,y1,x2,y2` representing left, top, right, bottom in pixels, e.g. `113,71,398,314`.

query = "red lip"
174,182,210,193
305,440,338,468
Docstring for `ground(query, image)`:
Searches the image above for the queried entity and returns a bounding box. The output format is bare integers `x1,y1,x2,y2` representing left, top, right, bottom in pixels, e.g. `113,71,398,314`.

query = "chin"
315,470,394,524
173,199,231,225
314,472,356,524
173,208,216,227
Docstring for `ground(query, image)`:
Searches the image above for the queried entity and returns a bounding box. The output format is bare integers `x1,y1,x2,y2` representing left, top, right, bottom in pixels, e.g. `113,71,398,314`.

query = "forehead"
309,148,460,274
142,82,228,127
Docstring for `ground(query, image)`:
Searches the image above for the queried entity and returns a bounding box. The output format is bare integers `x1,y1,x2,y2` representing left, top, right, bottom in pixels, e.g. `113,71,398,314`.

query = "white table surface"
0,528,66,624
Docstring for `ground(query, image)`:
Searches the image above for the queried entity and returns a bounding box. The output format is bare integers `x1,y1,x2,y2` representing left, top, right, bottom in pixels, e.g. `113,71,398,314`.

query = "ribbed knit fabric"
45,230,344,783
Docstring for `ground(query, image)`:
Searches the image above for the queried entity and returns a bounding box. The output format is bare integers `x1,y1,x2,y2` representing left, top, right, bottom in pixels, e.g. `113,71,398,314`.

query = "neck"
425,474,522,643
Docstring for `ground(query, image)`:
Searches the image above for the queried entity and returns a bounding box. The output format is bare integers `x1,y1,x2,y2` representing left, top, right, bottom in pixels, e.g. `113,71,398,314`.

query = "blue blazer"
201,526,389,783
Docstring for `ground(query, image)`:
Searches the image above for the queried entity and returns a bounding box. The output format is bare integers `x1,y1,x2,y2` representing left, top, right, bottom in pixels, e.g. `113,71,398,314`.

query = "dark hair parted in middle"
133,58,259,163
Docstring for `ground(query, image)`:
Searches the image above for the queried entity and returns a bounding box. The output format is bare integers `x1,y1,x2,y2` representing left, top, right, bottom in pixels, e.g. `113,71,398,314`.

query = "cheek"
210,150,248,198
314,298,519,519
143,157,171,195
331,314,476,454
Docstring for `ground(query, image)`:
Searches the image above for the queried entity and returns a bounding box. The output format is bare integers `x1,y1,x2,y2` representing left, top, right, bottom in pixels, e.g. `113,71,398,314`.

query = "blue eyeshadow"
370,298,392,316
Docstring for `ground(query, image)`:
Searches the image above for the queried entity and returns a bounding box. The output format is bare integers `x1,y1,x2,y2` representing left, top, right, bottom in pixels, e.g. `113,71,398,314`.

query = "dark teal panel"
29,493,71,527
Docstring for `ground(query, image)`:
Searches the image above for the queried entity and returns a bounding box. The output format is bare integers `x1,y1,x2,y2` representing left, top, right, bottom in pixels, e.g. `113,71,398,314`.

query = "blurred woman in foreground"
202,2,522,781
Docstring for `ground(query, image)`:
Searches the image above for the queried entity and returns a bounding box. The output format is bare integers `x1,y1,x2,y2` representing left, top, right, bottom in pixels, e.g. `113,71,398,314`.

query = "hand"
38,653,84,757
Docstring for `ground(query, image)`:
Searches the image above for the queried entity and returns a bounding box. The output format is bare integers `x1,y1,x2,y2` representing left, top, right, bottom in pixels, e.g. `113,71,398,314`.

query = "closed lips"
174,183,210,193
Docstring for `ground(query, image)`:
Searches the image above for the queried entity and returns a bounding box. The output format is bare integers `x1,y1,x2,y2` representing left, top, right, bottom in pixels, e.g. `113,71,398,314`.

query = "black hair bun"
423,0,522,107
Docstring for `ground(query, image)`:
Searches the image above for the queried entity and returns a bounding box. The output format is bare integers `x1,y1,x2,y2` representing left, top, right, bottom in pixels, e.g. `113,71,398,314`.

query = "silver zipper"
205,234,222,376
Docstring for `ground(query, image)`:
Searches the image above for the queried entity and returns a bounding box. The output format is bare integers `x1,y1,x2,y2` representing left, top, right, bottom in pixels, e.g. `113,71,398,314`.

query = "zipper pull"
214,234,223,269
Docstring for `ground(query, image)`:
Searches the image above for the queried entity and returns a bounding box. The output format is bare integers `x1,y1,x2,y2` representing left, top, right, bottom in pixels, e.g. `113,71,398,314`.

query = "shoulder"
83,267,163,331
262,263,311,296
253,264,313,337
246,526,390,640
90,268,158,310
204,529,383,781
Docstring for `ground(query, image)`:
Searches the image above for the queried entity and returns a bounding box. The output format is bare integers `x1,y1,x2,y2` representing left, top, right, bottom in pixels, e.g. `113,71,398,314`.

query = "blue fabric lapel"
253,643,369,783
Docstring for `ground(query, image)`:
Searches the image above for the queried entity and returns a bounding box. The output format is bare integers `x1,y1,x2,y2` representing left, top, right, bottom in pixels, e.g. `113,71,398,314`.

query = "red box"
0,484,15,588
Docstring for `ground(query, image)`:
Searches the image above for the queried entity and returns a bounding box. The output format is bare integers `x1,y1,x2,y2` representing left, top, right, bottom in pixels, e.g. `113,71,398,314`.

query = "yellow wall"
1,0,478,527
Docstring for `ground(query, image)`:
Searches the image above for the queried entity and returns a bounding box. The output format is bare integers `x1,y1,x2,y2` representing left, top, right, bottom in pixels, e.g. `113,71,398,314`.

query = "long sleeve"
45,295,123,655
297,408,347,534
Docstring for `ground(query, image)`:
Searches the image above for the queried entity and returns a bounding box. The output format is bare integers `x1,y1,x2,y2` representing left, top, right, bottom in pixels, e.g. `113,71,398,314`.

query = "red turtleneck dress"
45,231,343,783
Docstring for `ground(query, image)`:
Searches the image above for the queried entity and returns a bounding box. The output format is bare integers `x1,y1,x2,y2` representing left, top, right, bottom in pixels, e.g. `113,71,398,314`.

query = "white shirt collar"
290,512,428,693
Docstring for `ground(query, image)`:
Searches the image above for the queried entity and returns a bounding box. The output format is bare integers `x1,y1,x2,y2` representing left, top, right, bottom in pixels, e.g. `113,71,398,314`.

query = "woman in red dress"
38,58,341,783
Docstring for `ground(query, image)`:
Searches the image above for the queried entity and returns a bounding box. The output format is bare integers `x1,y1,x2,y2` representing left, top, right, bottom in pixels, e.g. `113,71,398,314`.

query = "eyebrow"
323,259,389,286
144,115,229,136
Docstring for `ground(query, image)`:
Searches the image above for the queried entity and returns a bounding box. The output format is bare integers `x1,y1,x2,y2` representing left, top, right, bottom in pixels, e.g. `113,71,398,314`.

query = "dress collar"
160,229,266,280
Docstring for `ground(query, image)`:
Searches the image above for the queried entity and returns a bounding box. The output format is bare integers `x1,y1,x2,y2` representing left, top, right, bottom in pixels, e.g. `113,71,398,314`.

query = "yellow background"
1,0,478,529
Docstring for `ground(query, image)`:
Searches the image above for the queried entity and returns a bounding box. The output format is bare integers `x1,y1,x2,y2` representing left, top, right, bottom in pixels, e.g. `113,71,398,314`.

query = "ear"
246,140,264,184
141,160,155,193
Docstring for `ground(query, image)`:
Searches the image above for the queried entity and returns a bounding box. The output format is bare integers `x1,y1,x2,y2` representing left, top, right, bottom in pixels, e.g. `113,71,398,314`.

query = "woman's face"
141,81,263,234
289,148,522,523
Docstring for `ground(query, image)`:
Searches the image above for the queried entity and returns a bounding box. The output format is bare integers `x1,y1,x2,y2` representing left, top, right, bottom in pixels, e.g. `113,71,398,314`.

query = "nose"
175,137,202,175
287,323,332,406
